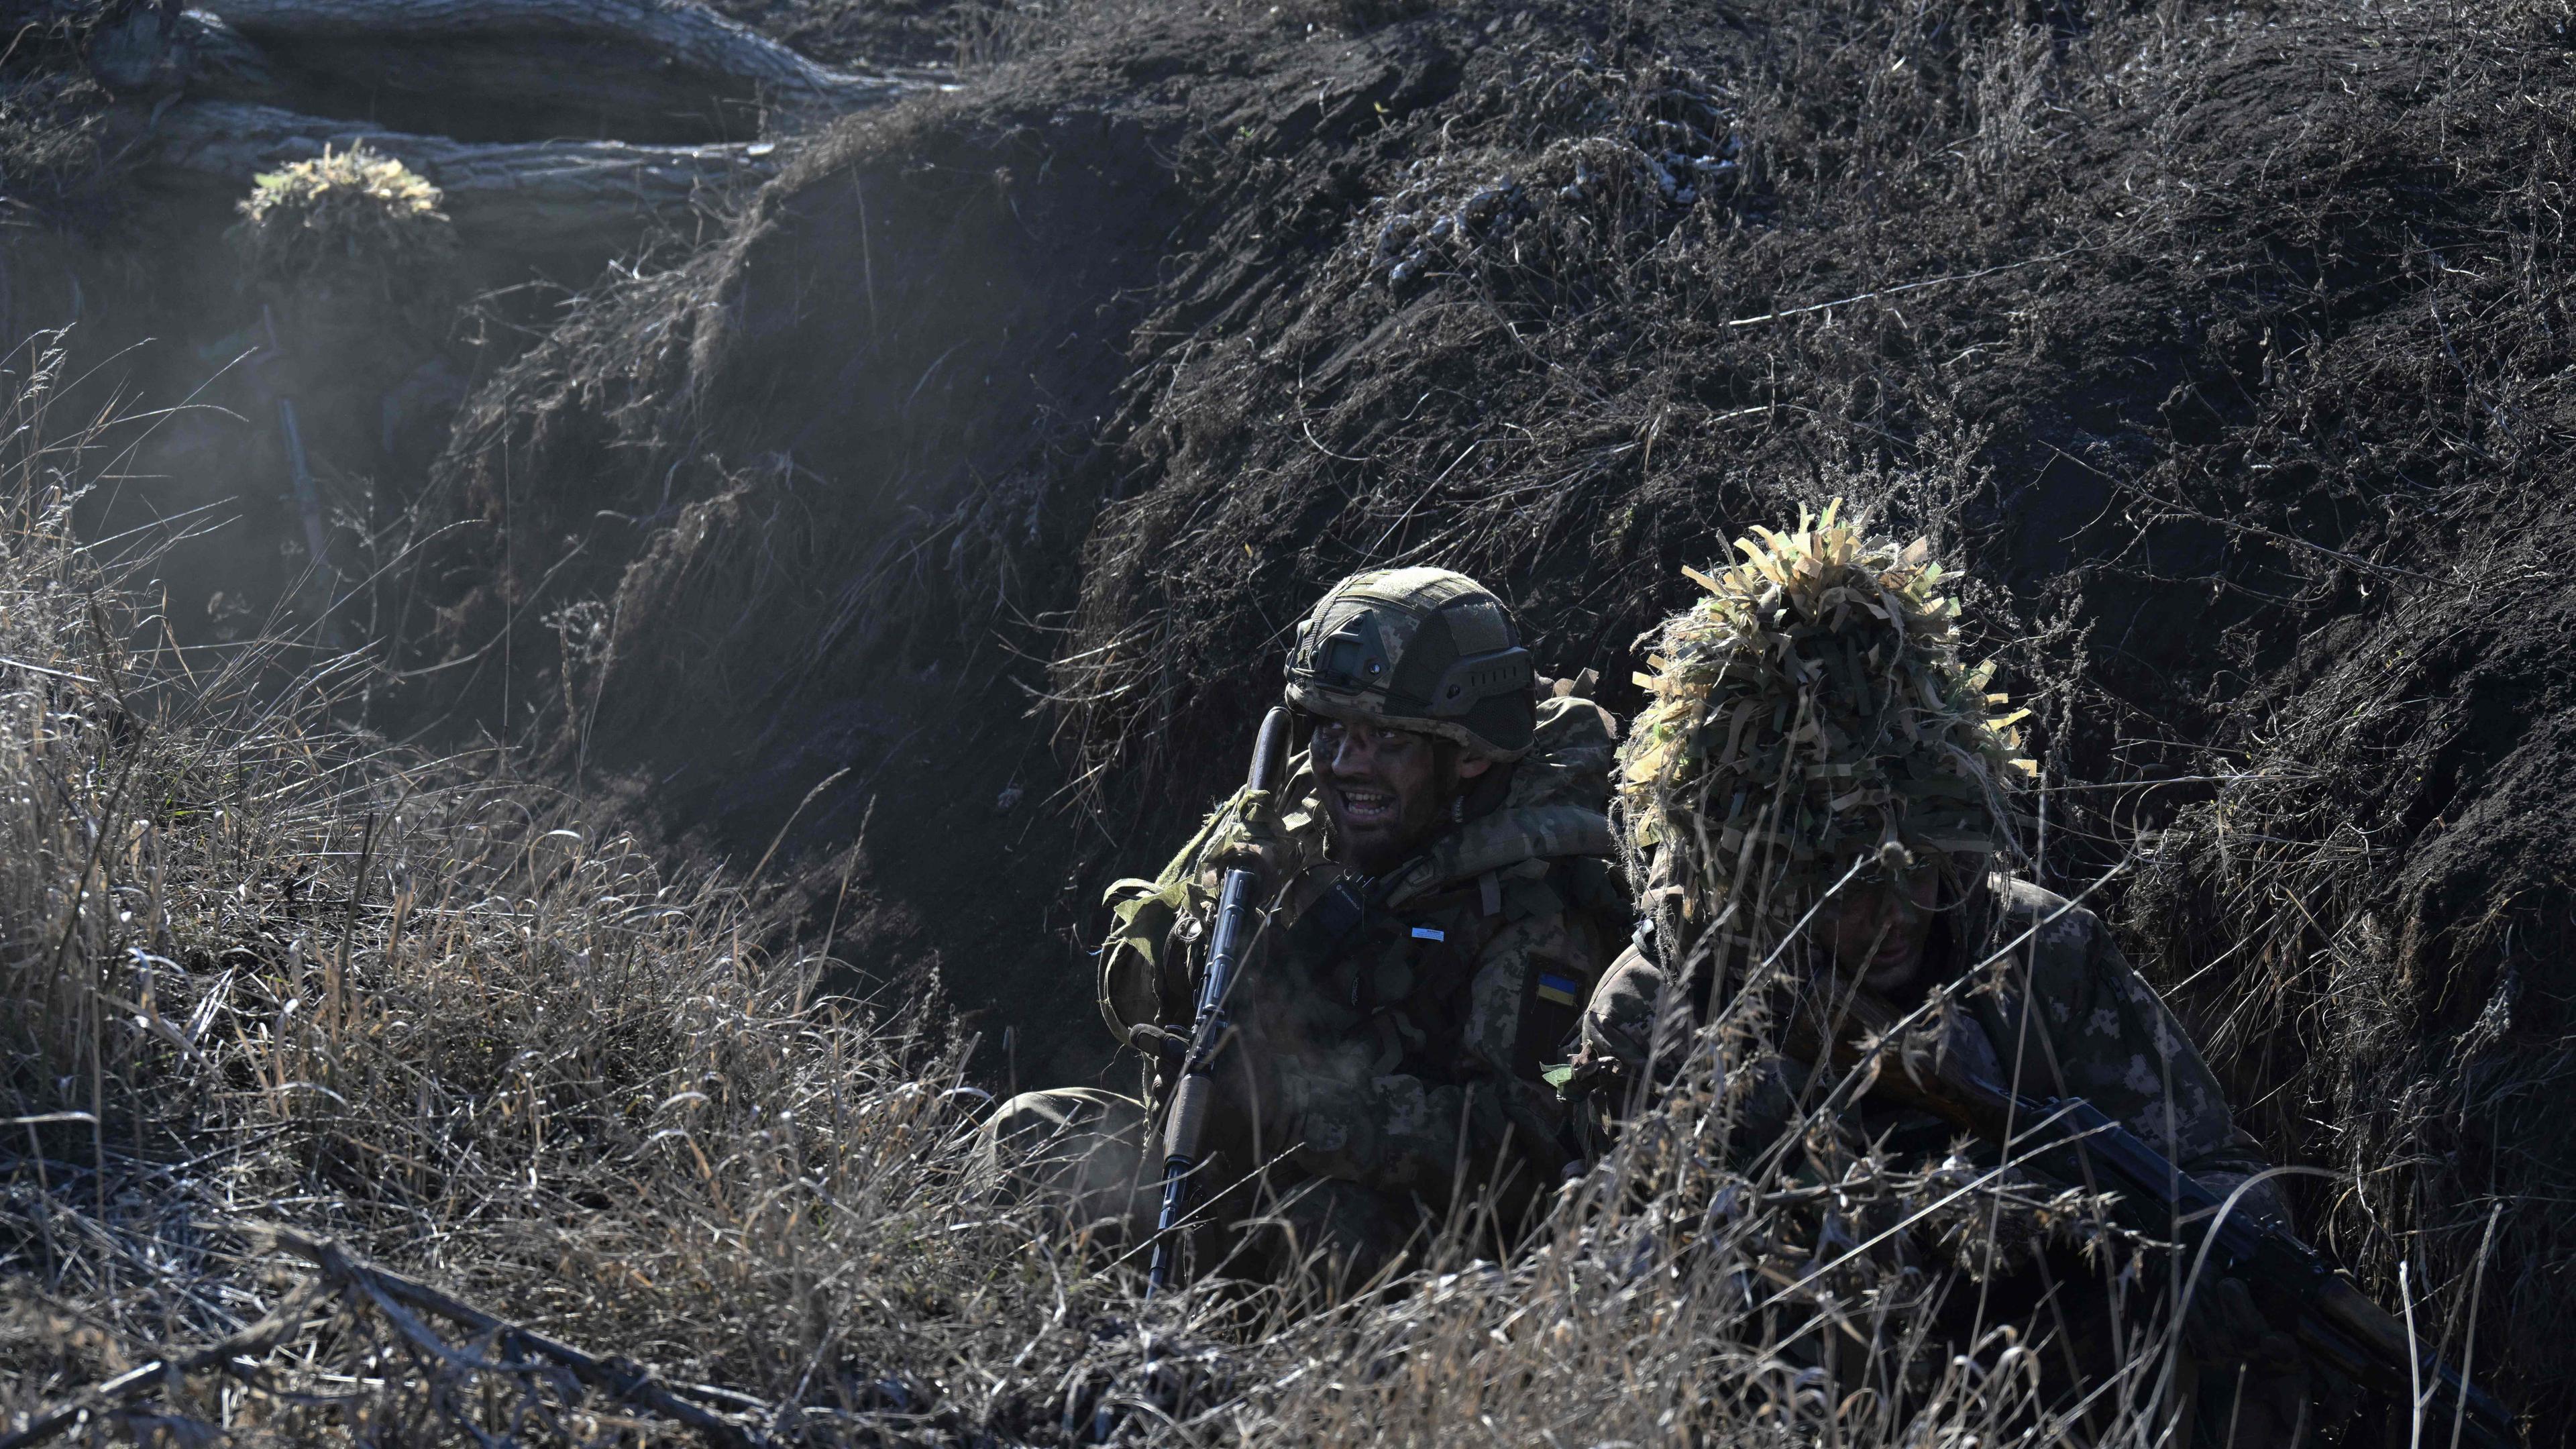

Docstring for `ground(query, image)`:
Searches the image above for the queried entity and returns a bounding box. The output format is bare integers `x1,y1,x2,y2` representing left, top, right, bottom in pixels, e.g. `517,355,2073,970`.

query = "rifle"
1788,973,2520,1449
1147,706,1293,1294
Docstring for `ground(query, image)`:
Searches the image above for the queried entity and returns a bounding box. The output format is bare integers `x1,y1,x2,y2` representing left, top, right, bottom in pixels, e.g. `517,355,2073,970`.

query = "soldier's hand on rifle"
2184,1275,2300,1375
1209,787,1295,880
2182,1275,2362,1436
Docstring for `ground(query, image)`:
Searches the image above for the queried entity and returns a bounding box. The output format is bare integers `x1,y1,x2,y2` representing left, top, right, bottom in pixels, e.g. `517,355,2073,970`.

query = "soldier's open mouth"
1332,785,1399,826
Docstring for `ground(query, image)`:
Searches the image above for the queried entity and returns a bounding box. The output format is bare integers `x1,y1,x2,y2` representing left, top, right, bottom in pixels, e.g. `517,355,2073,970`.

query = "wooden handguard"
1163,1074,1212,1166
1147,706,1293,1294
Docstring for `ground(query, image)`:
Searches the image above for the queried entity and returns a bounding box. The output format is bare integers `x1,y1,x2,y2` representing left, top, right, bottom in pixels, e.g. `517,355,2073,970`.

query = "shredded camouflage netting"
1616,500,2033,955
231,143,456,289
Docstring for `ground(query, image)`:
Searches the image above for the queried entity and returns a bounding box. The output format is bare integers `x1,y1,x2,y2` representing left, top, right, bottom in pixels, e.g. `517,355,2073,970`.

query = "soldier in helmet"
977,568,1630,1286
1575,504,2318,1444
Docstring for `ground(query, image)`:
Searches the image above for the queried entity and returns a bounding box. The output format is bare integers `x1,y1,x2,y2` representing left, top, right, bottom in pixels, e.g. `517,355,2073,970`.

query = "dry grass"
1,329,2475,1448
231,145,457,292
0,331,1074,1442
11,0,2563,1426
5,335,2522,1448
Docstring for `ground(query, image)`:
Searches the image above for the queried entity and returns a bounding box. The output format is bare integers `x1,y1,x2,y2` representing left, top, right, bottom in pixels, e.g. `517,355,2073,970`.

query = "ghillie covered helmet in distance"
231,145,457,301
1617,500,2033,964
1285,567,1538,760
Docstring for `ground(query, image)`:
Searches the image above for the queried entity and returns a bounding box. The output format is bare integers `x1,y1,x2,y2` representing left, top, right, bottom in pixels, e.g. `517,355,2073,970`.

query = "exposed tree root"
80,0,930,272
188,0,919,143
134,99,782,260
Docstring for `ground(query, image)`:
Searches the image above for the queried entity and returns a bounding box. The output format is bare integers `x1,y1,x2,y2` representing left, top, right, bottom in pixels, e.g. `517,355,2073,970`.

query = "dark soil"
15,0,2576,1431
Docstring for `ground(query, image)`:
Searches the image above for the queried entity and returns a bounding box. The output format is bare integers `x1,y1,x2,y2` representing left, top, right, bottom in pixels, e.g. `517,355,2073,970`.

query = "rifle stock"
1146,706,1293,1294
1788,974,2520,1448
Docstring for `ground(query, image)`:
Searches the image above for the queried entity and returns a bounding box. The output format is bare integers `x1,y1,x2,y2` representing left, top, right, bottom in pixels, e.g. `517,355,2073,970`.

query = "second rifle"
1784,972,2519,1448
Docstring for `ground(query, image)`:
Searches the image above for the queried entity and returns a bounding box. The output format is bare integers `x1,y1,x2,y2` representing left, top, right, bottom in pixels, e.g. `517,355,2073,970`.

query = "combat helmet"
1285,567,1538,760
1618,500,2033,959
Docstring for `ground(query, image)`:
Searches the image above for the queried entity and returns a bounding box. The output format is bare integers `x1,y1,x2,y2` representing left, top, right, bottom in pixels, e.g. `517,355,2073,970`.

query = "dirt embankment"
12,0,2576,1430
387,0,2576,1422
404,10,1461,1084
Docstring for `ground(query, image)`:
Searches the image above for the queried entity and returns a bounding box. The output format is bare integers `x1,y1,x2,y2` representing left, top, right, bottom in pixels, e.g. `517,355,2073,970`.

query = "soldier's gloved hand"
1208,788,1295,879
2183,1275,2298,1372
1576,952,1662,1082
1556,1038,1625,1102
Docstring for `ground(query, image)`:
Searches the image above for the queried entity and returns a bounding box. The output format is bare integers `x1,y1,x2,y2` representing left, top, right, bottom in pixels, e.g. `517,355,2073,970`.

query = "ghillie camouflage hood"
1617,501,2032,968
232,145,457,297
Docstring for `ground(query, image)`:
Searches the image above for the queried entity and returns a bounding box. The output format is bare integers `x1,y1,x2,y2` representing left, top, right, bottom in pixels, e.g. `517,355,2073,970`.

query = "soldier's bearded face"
1816,863,1944,990
1312,718,1491,874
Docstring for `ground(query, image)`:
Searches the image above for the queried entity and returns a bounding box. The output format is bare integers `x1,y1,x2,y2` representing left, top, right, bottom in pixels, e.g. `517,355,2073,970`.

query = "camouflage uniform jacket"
1099,696,1630,1224
1578,877,2279,1210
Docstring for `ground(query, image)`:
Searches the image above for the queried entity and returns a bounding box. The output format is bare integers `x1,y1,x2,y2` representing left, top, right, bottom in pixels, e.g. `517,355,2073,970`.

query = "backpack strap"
1095,784,1248,1050
1098,766,1334,1052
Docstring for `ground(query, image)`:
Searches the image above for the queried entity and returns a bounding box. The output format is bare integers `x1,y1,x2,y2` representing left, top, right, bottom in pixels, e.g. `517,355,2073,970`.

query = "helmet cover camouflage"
1285,567,1538,760
1617,500,2032,953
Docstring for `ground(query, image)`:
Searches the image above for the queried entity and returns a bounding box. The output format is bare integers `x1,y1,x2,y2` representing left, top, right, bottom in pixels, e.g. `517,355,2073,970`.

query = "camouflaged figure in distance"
975,568,1629,1287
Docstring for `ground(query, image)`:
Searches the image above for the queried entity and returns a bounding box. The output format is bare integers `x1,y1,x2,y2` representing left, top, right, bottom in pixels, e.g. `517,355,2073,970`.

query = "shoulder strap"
1095,790,1244,1050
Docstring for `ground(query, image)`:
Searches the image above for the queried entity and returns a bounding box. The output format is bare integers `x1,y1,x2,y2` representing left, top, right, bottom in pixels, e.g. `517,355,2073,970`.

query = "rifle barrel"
1788,973,2520,1445
1146,707,1293,1293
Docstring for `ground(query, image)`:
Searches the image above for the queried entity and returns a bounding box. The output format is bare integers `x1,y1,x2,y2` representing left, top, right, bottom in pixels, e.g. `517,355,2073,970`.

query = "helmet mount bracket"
1312,610,1393,694
1427,645,1534,716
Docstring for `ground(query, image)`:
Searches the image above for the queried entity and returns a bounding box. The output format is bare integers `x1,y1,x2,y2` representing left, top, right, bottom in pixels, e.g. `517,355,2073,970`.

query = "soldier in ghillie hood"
1574,503,2318,1446
977,568,1630,1288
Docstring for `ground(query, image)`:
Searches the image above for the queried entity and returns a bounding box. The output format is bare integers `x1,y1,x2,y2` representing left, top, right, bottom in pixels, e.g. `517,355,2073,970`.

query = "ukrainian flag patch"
1536,972,1583,1006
